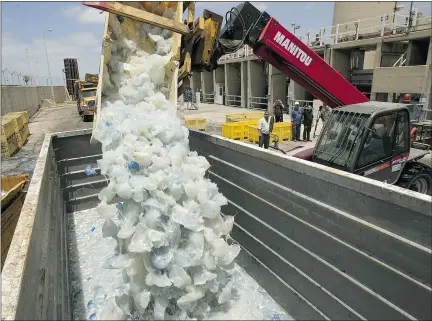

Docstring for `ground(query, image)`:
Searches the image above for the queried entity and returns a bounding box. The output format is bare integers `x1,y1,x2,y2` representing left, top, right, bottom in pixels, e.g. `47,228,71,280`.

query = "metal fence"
249,96,269,109
1,69,64,87
203,93,215,104
226,94,242,107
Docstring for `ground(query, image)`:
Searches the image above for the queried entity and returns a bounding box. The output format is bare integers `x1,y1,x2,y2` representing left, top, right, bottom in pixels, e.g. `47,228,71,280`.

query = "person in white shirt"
258,111,273,149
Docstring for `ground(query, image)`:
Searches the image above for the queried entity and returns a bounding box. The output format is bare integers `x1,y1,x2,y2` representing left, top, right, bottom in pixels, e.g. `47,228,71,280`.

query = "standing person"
291,101,303,141
258,111,272,149
273,99,284,123
184,88,193,110
321,104,332,124
303,105,314,142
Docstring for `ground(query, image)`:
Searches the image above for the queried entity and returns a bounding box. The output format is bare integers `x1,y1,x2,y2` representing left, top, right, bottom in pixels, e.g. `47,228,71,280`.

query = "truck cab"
312,102,431,194
75,75,98,122
77,86,97,121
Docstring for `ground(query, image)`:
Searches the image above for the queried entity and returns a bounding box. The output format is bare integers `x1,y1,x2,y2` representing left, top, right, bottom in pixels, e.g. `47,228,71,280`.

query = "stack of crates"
1,112,30,158
247,121,292,143
1,117,20,158
8,112,30,147
184,118,206,131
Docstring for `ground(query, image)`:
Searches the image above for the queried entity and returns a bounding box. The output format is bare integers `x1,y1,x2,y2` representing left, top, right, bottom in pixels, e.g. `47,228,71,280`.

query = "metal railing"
219,45,254,61
249,96,268,109
219,4,431,62
301,4,431,46
1,68,64,87
393,51,407,67
203,93,214,103
226,94,242,107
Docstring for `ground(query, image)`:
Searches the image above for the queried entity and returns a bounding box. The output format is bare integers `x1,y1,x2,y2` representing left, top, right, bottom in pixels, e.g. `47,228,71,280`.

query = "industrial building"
191,2,432,112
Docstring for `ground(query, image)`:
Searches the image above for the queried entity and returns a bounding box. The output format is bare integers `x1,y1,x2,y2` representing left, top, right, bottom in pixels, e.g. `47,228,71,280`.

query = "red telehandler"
205,2,431,195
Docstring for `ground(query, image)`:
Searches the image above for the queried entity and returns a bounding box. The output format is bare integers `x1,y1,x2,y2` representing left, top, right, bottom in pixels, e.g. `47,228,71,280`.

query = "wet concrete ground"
2,102,93,177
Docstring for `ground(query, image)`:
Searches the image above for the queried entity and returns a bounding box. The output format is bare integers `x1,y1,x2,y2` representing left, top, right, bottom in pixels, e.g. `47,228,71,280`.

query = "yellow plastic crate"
1,132,20,158
248,125,260,143
1,116,19,140
225,112,264,123
246,111,264,119
273,121,292,141
222,122,243,140
17,123,30,148
184,118,206,131
240,119,259,139
7,112,29,130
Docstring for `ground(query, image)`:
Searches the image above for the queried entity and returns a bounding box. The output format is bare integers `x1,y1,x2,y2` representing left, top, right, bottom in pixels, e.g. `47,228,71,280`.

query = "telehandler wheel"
83,115,93,122
397,162,432,195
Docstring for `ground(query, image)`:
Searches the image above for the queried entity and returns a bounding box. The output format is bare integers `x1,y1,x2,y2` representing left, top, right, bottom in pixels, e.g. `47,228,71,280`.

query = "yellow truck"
74,73,98,122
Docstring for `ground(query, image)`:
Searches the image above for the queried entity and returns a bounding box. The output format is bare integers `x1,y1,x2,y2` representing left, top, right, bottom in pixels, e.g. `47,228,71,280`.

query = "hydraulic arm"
211,2,369,108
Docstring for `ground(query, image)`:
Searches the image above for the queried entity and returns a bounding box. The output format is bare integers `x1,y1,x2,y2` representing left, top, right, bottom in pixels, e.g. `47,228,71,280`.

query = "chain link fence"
1,68,64,87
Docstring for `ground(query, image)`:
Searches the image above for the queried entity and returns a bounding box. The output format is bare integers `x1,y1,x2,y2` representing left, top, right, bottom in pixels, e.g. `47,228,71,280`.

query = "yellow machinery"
75,74,99,122
83,1,222,98
82,1,224,142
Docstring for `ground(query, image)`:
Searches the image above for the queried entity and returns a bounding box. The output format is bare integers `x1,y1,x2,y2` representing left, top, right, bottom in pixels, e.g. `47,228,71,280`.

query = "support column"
241,61,248,108
323,46,332,64
267,64,273,111
224,64,230,103
370,41,384,101
422,36,432,119
224,63,241,107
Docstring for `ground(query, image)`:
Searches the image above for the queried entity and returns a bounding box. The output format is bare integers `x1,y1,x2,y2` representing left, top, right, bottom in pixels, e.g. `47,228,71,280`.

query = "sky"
0,1,427,84
1,1,335,84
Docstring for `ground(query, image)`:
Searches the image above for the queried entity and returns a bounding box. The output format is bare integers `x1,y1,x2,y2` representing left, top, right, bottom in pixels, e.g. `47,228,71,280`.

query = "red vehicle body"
250,17,369,108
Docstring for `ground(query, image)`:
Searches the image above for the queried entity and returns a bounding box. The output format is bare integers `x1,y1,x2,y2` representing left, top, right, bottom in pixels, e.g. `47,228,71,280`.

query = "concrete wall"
372,65,428,93
268,65,288,109
214,65,225,84
201,71,214,96
225,63,241,96
289,82,308,102
364,50,376,69
1,86,67,118
331,2,395,35
248,60,267,99
330,49,351,80
191,72,201,92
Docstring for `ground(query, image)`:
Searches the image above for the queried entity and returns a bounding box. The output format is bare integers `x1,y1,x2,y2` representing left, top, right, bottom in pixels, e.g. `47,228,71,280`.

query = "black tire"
83,115,94,122
397,162,432,195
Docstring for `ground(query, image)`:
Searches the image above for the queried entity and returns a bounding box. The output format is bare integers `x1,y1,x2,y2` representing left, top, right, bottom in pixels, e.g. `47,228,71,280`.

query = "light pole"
25,49,33,85
291,22,300,35
35,61,40,85
43,28,55,101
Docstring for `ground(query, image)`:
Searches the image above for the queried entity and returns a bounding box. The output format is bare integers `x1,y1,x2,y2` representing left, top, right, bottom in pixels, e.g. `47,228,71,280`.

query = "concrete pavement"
2,102,92,177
